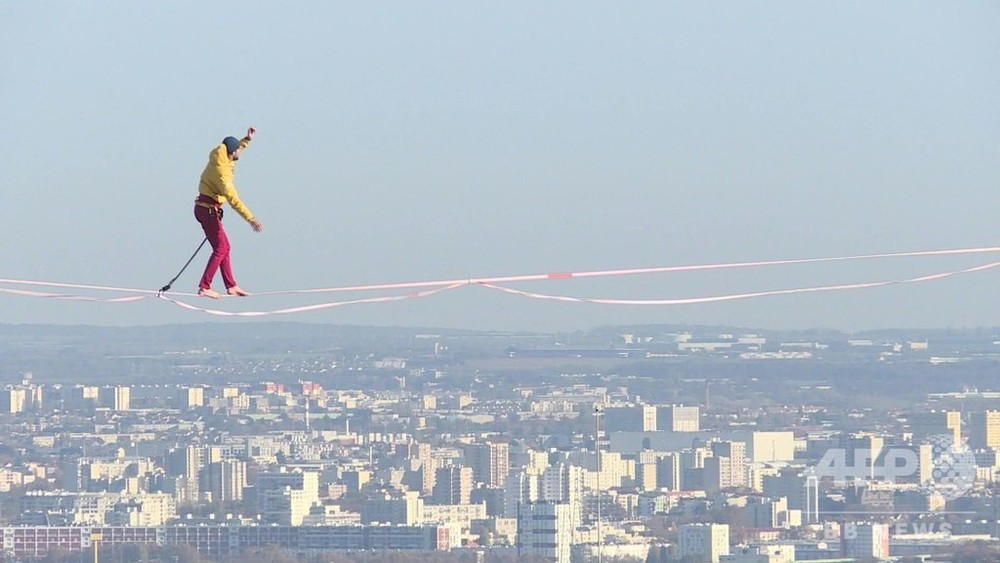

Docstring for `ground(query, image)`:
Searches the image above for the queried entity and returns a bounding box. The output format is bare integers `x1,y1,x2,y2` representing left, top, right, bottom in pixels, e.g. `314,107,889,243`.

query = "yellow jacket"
197,137,255,223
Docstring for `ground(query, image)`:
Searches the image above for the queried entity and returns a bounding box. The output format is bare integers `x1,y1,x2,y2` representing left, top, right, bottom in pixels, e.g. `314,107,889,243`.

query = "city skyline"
3,323,1000,561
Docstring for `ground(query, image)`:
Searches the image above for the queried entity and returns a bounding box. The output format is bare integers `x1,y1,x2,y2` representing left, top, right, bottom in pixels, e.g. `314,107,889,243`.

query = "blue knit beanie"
222,136,241,155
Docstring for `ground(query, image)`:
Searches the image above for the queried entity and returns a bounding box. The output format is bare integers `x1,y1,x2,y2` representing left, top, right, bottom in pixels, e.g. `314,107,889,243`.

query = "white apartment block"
517,501,574,563
679,523,730,563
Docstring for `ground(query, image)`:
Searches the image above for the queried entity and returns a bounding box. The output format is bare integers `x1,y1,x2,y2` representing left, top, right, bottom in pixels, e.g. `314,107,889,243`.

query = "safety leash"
158,238,208,293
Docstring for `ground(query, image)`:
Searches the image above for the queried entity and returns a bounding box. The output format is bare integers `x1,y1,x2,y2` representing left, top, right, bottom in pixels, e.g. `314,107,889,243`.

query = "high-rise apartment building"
968,411,1000,449
656,453,682,491
257,469,319,502
362,490,424,525
540,462,584,527
464,442,510,488
177,386,205,409
844,522,890,560
206,460,247,503
99,386,130,411
432,466,473,505
746,496,789,529
909,410,961,445
504,470,539,518
404,443,436,494
657,405,700,432
603,406,657,432
259,487,313,525
763,471,818,523
256,468,320,525
0,388,27,414
678,523,730,563
517,501,574,563
839,433,885,480
165,445,204,503
342,470,372,494
710,441,748,489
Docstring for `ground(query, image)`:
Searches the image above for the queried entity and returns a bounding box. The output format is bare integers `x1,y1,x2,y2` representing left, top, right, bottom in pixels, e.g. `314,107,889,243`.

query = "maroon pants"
194,205,237,290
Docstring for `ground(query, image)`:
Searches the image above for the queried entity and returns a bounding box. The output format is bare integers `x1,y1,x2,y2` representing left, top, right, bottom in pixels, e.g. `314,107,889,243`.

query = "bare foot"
198,288,221,299
227,286,251,297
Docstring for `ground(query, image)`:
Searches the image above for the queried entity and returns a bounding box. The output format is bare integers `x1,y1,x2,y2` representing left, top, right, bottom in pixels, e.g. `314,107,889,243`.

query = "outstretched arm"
243,127,263,231
237,127,254,152
225,126,263,231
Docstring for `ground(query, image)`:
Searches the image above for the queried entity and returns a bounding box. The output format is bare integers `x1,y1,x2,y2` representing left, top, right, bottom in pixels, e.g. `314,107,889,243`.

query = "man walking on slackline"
194,126,264,299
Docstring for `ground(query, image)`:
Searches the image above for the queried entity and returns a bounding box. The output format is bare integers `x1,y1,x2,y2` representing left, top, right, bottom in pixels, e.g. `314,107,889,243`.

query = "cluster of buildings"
1,329,1000,562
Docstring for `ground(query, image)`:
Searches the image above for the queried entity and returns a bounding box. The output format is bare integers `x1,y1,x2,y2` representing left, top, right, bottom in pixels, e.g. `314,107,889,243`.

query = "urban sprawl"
1,323,999,562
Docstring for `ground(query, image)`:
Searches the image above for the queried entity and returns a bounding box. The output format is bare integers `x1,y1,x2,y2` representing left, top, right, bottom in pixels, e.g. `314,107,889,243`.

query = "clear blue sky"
1,2,998,331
